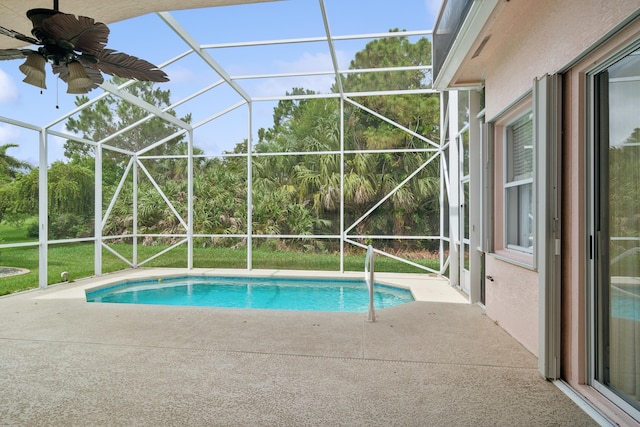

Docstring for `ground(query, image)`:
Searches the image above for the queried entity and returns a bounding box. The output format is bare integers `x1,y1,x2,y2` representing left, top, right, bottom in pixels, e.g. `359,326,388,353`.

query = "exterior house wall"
485,255,539,355
482,0,638,120
477,0,638,358
475,2,639,423
440,0,639,422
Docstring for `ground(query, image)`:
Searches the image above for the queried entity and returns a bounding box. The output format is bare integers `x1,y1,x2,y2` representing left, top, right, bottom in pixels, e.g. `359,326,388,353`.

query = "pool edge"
33,267,467,305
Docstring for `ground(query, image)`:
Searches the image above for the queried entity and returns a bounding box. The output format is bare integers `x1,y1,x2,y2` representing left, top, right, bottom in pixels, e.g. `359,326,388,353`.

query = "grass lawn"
0,220,38,245
1,222,441,296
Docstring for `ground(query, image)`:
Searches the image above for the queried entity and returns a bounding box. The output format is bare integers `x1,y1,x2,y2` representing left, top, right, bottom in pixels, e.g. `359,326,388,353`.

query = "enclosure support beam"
94,142,103,276
133,155,138,267
448,91,460,287
157,11,252,104
38,129,48,289
319,0,344,97
100,81,192,131
439,92,446,272
340,97,345,272
188,129,194,270
247,103,253,270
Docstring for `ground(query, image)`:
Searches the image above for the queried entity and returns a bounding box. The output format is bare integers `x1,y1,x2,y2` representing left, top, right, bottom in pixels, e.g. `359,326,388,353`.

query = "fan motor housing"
26,9,60,37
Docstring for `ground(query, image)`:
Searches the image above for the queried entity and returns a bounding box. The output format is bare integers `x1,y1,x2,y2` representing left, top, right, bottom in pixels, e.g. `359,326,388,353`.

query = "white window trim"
503,111,534,255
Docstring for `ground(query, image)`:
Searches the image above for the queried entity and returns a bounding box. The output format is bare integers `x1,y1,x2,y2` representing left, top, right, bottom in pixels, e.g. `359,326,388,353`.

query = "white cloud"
165,65,200,85
0,123,21,144
0,69,19,105
610,81,640,146
274,51,348,74
0,125,39,167
0,124,66,166
48,133,68,163
254,50,352,97
426,0,443,17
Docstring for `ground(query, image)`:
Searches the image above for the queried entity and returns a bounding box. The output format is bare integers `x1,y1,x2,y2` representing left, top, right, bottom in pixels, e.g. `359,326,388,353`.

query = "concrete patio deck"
0,269,598,426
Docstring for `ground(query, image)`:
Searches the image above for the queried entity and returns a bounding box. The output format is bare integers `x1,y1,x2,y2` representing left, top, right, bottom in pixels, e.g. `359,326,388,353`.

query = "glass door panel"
459,128,470,294
594,46,640,415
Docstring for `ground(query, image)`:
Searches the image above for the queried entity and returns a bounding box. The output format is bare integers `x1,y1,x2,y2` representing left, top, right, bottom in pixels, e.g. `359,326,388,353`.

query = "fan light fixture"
66,60,93,93
19,51,47,89
0,2,169,94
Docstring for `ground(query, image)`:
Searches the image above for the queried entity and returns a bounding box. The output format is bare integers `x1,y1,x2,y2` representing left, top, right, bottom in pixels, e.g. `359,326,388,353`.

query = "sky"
0,0,442,167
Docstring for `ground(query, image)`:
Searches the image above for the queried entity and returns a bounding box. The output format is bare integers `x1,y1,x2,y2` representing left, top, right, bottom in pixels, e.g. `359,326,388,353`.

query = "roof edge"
433,0,500,91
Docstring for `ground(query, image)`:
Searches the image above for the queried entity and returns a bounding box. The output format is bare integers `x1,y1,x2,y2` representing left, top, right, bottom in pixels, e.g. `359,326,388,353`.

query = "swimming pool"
612,284,640,321
85,276,414,312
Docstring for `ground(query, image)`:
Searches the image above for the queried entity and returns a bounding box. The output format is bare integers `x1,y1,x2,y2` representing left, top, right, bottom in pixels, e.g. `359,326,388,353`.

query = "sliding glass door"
592,45,640,419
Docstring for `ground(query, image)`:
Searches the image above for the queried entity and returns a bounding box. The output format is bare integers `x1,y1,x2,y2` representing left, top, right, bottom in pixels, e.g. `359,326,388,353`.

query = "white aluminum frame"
0,0,453,288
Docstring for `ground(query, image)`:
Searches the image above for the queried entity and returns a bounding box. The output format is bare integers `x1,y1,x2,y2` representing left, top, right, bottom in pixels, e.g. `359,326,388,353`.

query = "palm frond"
0,26,40,45
40,13,109,55
0,49,31,61
90,49,168,82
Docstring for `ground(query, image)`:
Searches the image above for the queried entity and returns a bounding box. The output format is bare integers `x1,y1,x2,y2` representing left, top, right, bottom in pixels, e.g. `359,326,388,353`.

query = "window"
504,112,534,252
490,94,534,263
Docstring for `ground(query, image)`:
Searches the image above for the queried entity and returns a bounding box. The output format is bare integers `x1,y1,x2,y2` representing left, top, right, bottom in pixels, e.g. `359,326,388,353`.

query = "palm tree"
0,144,32,181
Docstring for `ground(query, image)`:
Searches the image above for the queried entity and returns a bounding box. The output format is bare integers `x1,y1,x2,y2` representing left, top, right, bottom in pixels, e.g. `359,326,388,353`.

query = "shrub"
26,221,39,239
48,214,94,239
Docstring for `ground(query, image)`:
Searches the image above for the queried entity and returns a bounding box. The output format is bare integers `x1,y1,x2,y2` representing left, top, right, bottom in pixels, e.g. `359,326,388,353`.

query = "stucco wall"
483,0,639,119
484,255,538,356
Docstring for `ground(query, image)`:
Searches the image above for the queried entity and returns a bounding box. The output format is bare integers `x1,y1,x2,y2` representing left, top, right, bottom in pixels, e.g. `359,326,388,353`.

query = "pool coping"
33,267,469,304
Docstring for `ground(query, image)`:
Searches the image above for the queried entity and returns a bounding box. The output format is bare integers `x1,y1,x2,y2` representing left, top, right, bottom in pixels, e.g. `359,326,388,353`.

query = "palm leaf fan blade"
0,25,40,45
92,49,169,82
0,49,31,61
39,13,109,56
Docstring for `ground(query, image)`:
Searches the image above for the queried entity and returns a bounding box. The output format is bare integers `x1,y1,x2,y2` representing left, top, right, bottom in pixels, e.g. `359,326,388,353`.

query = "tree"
61,79,200,242
64,78,192,166
0,144,33,223
341,30,438,147
609,127,640,243
9,32,440,253
254,32,441,252
0,159,96,239
0,144,32,181
254,96,340,245
340,32,440,247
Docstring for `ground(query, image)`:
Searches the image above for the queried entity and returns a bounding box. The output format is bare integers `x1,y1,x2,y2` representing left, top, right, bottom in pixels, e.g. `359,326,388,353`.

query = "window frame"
489,93,535,266
503,110,534,254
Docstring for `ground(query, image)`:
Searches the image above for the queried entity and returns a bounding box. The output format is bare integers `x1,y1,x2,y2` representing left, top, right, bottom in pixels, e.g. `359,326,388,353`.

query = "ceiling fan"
0,2,169,94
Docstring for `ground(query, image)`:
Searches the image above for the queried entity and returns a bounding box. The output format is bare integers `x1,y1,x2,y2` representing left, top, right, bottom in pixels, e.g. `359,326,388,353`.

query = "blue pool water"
611,285,640,321
85,276,414,312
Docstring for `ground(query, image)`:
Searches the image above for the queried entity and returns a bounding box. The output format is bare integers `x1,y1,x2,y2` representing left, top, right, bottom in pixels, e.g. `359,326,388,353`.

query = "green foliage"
0,144,34,223
253,33,440,251
49,214,94,239
608,127,640,268
26,221,39,239
64,78,192,165
0,143,33,180
48,162,95,218
104,31,440,253
1,161,96,239
1,31,443,281
0,185,11,225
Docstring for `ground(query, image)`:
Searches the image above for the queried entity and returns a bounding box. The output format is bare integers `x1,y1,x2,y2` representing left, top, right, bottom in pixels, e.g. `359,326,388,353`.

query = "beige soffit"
0,0,277,50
